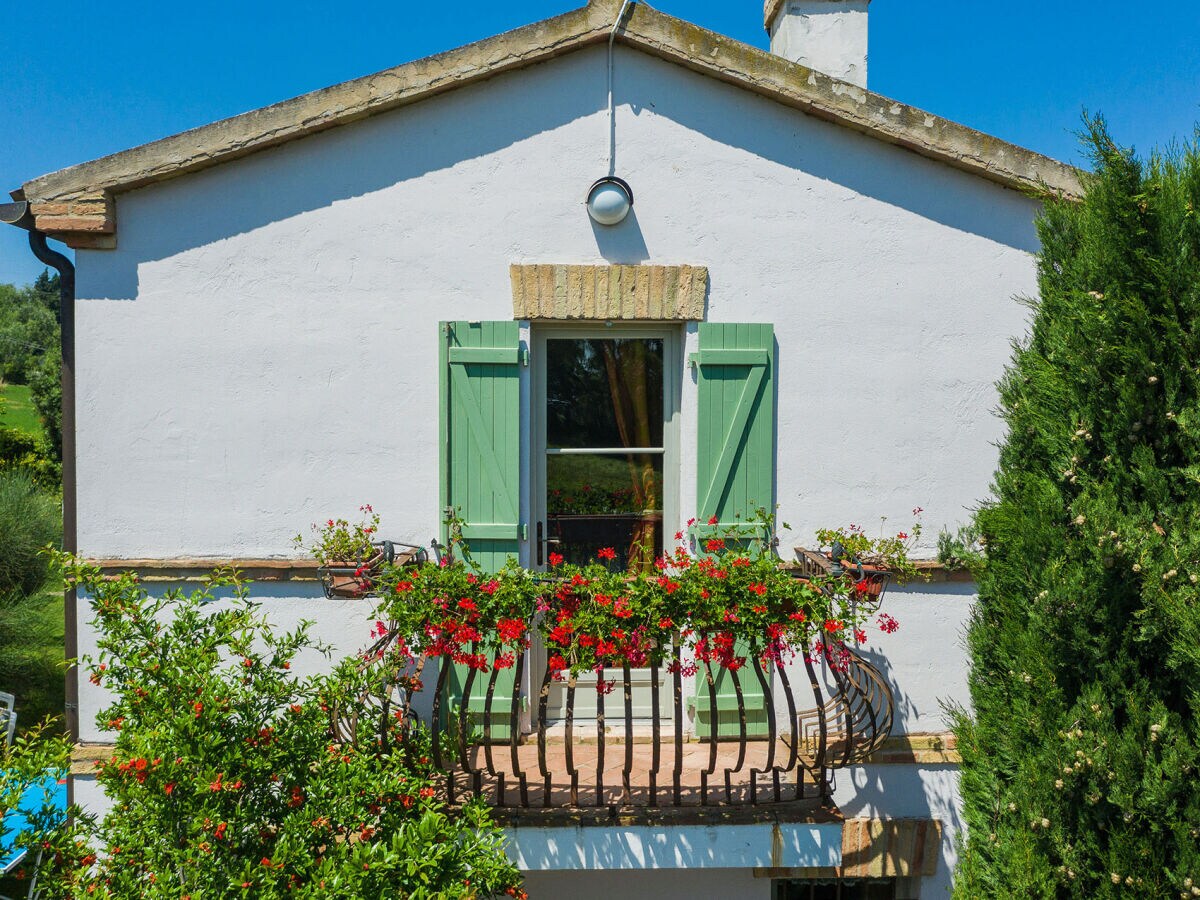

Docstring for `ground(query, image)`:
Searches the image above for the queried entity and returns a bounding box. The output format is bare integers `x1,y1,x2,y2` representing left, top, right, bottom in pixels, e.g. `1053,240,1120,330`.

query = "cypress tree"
954,119,1200,897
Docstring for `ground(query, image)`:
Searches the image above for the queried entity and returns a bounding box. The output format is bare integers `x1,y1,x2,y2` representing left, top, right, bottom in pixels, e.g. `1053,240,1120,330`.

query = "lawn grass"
0,383,43,441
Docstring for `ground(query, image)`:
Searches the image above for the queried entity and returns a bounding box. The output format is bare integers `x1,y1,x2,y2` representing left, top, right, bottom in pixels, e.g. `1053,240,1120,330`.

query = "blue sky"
1,0,1197,286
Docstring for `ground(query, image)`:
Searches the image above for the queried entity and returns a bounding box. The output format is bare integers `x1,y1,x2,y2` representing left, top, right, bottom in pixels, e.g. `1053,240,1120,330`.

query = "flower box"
794,547,893,606
318,542,427,599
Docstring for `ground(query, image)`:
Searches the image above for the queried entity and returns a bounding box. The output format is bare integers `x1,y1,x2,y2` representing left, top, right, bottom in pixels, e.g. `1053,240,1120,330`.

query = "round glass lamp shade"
586,177,634,226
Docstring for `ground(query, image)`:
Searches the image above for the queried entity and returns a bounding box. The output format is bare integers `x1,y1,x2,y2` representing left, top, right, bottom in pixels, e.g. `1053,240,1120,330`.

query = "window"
774,879,898,900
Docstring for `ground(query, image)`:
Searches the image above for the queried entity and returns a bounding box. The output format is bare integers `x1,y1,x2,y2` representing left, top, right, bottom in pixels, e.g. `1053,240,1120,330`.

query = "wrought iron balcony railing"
338,630,894,814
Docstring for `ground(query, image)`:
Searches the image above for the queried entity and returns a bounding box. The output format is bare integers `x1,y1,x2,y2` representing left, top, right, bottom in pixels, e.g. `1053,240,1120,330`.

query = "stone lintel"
511,264,707,321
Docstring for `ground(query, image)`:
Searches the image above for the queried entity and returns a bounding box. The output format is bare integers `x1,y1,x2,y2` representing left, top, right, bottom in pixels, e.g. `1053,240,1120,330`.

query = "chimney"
764,0,870,88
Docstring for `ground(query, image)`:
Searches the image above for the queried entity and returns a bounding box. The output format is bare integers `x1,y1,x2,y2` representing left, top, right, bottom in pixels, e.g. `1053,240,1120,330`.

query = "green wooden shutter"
691,323,776,740
439,321,523,575
693,323,776,536
440,321,524,740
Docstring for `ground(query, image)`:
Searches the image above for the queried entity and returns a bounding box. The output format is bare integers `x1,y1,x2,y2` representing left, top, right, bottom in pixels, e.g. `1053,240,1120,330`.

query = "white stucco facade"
69,40,1043,897
75,45,1038,561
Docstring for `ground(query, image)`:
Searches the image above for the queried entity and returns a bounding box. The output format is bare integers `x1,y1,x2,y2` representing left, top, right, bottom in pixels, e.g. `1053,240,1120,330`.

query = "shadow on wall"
87,51,619,301
856,642,920,732
621,49,1042,254
88,43,1040,303
590,203,650,263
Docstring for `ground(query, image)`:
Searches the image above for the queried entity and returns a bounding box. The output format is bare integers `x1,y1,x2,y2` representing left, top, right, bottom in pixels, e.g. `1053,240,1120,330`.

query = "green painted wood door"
691,323,776,739
439,321,523,739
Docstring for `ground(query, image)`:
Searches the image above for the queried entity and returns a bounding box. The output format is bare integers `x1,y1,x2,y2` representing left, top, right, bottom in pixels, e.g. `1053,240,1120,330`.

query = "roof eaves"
620,5,1081,201
17,3,610,247
16,0,1081,248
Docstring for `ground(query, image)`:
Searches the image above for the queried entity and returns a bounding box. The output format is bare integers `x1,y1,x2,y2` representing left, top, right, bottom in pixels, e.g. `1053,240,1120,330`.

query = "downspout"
0,201,79,756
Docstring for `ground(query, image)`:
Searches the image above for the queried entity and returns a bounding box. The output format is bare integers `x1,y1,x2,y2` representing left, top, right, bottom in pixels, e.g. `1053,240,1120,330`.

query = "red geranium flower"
597,547,617,561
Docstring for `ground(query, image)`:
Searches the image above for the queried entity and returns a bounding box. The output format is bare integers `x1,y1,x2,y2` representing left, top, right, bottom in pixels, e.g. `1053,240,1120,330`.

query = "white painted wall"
75,44,1039,562
833,765,965,897
769,1,872,87
71,40,1040,890
508,820,842,870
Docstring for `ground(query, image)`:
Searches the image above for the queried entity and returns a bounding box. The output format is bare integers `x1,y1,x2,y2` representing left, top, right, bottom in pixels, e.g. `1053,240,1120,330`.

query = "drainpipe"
606,0,636,177
0,201,79,754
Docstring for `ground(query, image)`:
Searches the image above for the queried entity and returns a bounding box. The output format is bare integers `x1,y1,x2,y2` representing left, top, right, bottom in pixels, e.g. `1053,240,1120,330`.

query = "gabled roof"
14,0,1081,249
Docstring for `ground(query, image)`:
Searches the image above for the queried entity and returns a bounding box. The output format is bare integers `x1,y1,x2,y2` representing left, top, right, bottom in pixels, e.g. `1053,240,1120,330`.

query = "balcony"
340,631,894,818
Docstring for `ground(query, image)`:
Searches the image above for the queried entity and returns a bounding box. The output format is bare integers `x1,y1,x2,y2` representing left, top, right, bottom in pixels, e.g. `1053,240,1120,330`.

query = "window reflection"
545,338,665,572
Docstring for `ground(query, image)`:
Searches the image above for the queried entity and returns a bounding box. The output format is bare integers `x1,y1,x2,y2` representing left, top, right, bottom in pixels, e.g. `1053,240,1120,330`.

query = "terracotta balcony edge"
86,556,975,586
86,558,323,583
69,732,961,776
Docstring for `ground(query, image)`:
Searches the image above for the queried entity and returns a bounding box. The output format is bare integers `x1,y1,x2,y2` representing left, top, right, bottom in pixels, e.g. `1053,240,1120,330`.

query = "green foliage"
0,587,65,736
937,524,986,573
28,345,62,462
0,274,58,385
3,559,526,899
0,425,61,491
0,470,60,599
953,118,1200,897
294,504,381,566
0,271,61,469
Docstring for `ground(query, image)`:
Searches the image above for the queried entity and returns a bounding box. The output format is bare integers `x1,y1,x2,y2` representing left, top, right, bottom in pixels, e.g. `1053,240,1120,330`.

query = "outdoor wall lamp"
586,176,634,226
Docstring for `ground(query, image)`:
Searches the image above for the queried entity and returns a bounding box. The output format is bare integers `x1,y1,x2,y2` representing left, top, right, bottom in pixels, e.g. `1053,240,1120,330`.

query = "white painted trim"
528,323,684,720
530,323,684,563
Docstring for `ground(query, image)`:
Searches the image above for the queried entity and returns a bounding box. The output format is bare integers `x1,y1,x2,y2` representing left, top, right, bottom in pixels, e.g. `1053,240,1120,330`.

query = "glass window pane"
547,453,663,571
546,338,664,449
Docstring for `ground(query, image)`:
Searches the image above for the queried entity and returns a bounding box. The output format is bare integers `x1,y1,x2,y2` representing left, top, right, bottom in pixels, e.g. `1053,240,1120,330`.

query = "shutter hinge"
521,523,528,541
521,346,530,367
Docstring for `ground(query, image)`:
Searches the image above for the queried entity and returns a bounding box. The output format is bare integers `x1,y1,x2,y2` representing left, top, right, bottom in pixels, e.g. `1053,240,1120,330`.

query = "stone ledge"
872,732,961,765
70,732,959,775
791,552,975,586
87,558,321,583
511,264,708,321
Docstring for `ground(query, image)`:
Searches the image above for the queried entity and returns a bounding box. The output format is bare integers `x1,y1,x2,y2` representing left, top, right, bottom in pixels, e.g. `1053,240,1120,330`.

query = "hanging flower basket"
794,548,893,606
296,507,429,599
319,547,386,599
318,542,427,599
